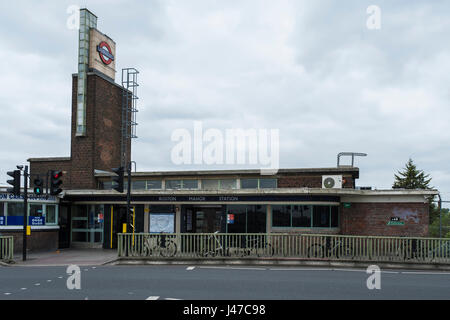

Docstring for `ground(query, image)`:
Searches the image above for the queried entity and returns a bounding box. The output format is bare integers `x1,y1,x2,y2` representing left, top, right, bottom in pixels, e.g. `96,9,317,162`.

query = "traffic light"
112,167,124,193
50,170,63,195
34,177,43,195
7,170,21,195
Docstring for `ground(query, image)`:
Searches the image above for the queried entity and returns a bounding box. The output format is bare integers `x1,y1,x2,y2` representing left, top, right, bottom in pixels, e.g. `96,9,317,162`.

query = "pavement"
3,249,450,270
4,249,118,267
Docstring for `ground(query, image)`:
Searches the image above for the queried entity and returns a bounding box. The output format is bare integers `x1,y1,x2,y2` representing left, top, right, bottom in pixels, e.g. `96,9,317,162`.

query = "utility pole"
22,165,28,261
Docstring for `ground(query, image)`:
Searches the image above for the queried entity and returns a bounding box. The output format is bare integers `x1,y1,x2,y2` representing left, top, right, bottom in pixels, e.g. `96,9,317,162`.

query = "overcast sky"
0,0,449,205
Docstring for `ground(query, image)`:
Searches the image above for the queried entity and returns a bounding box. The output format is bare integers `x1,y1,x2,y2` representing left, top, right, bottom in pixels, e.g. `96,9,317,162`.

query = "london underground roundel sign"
96,41,114,65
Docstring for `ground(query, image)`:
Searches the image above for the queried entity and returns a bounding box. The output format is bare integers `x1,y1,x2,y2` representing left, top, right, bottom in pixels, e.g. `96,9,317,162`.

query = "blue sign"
29,216,45,226
2,216,45,226
6,216,22,225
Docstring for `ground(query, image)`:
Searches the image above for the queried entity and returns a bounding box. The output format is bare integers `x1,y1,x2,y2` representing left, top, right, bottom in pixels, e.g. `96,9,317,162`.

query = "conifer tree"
392,158,432,189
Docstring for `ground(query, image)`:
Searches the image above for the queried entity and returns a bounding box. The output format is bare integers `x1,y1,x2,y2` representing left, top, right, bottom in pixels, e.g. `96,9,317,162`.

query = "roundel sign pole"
96,41,114,65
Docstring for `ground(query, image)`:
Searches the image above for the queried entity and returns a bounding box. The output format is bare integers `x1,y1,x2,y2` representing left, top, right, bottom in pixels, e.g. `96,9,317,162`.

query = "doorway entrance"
184,205,224,233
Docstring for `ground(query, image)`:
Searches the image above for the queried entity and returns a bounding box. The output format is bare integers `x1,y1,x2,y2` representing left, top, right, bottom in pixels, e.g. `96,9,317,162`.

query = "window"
146,180,162,189
182,180,198,189
259,179,277,188
272,205,291,227
46,205,57,224
272,205,339,228
313,206,330,228
241,178,277,189
241,179,258,189
330,206,339,228
166,180,198,189
166,180,182,189
201,179,237,190
132,180,146,190
0,202,4,216
220,179,237,189
30,204,43,217
292,205,312,227
226,205,267,233
201,179,219,190
102,181,112,190
7,203,24,216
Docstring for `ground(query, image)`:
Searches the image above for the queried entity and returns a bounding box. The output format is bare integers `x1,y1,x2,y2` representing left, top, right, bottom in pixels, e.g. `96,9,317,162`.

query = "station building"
0,9,438,252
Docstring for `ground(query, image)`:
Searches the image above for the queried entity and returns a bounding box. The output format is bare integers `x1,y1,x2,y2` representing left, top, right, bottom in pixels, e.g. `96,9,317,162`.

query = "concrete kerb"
108,257,450,271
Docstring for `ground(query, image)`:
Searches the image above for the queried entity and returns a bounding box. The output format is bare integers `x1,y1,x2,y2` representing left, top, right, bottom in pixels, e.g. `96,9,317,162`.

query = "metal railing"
117,233,450,264
0,236,14,261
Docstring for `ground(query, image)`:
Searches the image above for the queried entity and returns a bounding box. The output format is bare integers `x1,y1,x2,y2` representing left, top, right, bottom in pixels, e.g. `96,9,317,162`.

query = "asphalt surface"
0,265,449,300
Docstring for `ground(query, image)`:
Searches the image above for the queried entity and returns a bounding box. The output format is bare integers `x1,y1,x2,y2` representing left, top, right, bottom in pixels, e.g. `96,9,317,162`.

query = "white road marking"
199,266,266,271
269,268,334,271
4,293,12,295
35,283,40,286
401,271,450,275
146,296,160,300
186,266,195,271
58,276,63,279
47,280,52,282
165,298,182,300
20,288,27,290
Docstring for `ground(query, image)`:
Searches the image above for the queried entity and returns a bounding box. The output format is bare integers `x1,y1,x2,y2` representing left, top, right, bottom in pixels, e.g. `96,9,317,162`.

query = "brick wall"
29,159,72,188
2,230,58,253
340,202,429,237
278,175,354,188
30,72,129,190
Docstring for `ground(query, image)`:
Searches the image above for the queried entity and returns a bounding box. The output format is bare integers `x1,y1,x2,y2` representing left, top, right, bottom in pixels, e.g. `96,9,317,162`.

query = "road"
0,265,449,300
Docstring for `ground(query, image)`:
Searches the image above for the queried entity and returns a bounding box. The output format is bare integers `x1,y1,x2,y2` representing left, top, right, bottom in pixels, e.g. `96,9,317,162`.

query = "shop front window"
225,205,267,233
272,205,339,229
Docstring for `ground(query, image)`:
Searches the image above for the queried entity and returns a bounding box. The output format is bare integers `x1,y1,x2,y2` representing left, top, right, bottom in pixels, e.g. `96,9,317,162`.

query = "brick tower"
29,9,130,189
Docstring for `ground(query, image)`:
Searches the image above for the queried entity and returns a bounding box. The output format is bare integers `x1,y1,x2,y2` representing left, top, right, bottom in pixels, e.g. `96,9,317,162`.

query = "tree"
392,159,439,229
392,158,432,190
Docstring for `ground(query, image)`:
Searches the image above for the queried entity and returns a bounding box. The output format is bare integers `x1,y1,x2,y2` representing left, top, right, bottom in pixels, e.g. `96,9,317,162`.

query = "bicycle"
198,231,230,257
307,237,354,260
240,235,274,258
142,234,177,257
389,238,428,262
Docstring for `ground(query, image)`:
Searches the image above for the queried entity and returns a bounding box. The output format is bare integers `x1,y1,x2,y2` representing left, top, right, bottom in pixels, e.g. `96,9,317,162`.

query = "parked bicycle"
389,238,428,261
142,234,177,257
308,236,354,259
240,235,274,258
198,231,229,257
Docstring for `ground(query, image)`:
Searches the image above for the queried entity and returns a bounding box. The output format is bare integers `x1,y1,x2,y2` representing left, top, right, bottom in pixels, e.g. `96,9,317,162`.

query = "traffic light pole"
126,162,132,233
23,165,28,261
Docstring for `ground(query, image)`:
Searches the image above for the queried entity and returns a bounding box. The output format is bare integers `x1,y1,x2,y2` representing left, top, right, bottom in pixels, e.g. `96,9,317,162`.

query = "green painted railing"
0,236,14,261
117,233,450,264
